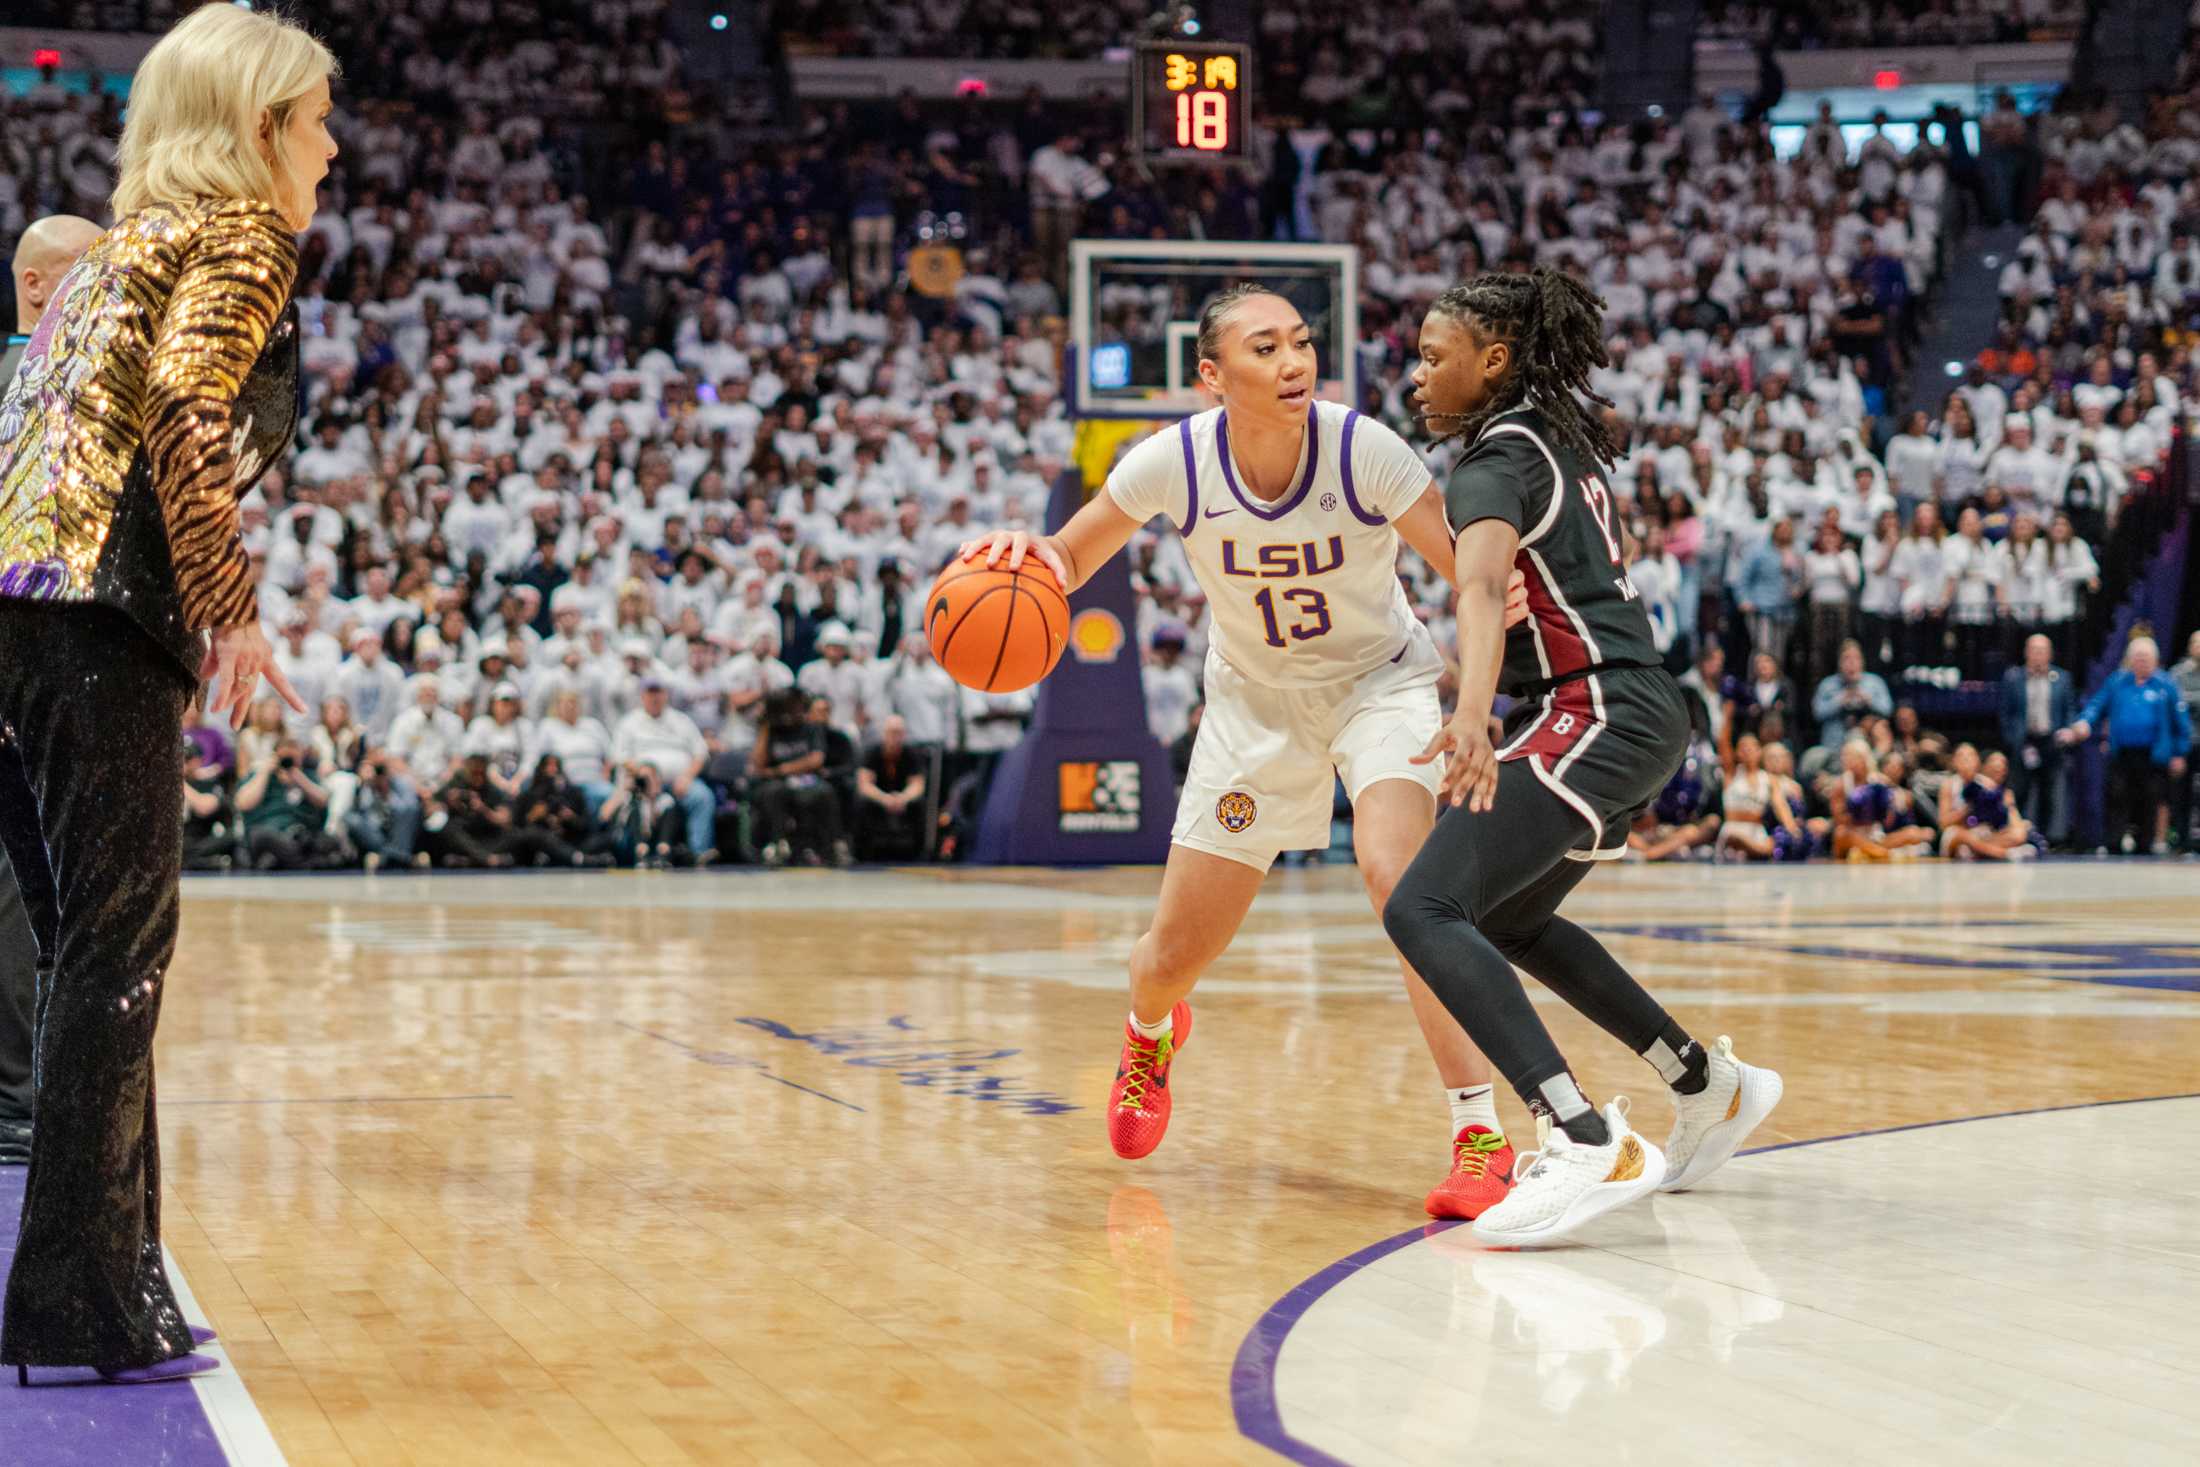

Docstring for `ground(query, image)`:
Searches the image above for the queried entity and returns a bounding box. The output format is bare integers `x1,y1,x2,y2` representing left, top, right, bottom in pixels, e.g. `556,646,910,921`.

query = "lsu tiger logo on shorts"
1215,791,1258,833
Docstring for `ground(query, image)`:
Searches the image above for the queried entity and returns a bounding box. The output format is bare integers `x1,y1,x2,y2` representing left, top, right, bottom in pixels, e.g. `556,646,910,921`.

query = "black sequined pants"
0,603,194,1371
0,847,34,1126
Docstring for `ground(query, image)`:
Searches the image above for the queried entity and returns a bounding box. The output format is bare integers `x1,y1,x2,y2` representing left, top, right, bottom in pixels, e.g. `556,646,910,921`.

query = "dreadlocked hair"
1428,268,1616,467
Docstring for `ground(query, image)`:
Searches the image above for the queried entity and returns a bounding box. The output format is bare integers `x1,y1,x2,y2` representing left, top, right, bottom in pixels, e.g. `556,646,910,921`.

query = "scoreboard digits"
1131,41,1250,165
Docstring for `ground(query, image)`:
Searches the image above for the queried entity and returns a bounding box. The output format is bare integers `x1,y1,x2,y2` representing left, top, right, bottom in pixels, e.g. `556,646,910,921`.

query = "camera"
278,753,298,771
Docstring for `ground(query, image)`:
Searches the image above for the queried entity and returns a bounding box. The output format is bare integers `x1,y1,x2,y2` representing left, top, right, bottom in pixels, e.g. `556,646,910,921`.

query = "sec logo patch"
1320,492,1338,513
1215,791,1258,833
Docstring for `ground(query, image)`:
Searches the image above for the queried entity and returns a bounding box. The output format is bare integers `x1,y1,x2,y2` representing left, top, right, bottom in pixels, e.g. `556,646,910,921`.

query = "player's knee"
1381,871,1457,964
1356,853,1408,910
1379,890,1421,965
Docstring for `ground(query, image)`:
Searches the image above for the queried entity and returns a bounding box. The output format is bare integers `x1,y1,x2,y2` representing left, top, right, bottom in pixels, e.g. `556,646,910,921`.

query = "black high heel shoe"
18,1353,220,1386
14,1329,218,1386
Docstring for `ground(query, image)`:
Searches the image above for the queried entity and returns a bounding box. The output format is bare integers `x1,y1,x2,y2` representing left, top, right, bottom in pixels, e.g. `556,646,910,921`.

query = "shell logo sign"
1068,608,1126,663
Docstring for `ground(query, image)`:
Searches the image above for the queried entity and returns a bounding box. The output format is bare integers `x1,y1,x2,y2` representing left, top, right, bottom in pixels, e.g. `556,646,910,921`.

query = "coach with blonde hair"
0,4,336,1385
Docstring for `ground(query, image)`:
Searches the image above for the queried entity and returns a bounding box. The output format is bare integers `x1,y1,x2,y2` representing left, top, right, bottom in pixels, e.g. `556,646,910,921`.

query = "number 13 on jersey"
1253,586,1332,647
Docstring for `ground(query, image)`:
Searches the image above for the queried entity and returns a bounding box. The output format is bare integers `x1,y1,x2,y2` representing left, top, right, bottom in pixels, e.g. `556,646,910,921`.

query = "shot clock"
1129,40,1251,165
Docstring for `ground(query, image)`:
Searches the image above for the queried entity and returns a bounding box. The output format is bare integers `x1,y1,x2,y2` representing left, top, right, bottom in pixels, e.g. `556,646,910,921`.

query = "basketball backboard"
1068,240,1358,421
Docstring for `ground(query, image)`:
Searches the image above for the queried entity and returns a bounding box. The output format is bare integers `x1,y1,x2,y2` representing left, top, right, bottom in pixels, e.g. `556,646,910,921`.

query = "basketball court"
12,858,2194,1465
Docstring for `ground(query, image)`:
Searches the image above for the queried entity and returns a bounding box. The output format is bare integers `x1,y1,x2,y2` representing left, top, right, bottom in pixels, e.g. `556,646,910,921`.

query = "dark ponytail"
1427,268,1616,468
1196,282,1281,362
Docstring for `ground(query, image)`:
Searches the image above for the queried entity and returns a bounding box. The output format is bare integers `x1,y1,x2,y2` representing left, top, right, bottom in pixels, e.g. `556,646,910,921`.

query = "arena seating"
3,1,2195,868
1696,0,2087,50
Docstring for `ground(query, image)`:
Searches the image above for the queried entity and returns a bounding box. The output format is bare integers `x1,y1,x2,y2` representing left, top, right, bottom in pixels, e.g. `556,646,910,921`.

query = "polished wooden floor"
145,860,2200,1465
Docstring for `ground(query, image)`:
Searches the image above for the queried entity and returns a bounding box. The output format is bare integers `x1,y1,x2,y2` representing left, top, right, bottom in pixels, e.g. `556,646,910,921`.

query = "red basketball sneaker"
1107,1002,1192,1160
1423,1125,1516,1220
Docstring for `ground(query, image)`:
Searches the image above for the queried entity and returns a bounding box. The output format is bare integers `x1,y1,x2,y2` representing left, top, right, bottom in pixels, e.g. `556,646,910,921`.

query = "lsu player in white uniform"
963,286,1530,1218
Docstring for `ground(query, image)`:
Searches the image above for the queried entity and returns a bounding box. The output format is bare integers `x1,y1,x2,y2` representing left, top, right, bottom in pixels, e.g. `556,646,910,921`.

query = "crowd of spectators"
1346,102,1962,695
771,0,1152,62
1633,627,2198,864
1612,61,2200,862
3,0,701,265
6,3,2197,869
770,0,1601,137
1698,0,2086,51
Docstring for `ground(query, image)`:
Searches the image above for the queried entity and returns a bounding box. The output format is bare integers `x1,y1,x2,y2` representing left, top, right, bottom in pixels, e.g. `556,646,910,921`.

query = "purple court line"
0,1169,232,1466
1229,1090,2200,1466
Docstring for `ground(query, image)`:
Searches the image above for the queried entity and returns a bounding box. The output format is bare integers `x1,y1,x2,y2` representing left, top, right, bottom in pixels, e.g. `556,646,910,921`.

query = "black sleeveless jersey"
1442,405,1660,697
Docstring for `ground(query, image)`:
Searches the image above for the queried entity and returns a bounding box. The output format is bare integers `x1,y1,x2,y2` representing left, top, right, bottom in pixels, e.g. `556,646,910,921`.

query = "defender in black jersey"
1451,402,1683,859
1382,271,1784,1247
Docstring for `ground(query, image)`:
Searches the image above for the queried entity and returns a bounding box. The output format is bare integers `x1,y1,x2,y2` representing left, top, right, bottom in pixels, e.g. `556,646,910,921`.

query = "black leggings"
1383,761,1674,1103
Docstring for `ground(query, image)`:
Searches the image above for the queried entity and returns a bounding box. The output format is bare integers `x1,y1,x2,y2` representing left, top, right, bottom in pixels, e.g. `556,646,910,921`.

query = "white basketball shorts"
1173,632,1445,871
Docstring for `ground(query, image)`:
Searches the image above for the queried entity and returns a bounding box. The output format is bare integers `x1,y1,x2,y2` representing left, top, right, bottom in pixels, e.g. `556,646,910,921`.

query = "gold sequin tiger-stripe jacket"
0,198,299,682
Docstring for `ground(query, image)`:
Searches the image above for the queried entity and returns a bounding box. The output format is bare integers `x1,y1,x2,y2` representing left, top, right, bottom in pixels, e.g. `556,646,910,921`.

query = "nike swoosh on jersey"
1201,505,1236,519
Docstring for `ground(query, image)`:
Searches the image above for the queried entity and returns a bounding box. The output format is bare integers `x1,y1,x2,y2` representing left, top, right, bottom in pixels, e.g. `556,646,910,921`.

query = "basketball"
926,554,1071,693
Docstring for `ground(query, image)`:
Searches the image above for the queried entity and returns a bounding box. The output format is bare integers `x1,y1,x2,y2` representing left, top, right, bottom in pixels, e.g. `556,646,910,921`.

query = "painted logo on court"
1216,790,1258,833
1061,760,1143,833
739,1015,1078,1116
1069,607,1126,663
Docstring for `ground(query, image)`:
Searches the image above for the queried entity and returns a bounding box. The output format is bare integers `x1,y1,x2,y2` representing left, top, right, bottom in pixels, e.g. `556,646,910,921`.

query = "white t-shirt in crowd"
612,706,708,781
796,655,870,736
528,715,615,785
1803,547,1861,607
386,704,467,783
462,714,531,779
879,656,961,748
723,652,795,747
1860,536,1904,616
1940,534,2006,621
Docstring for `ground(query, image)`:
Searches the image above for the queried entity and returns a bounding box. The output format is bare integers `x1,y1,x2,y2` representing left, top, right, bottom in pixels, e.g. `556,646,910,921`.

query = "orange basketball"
926,555,1071,693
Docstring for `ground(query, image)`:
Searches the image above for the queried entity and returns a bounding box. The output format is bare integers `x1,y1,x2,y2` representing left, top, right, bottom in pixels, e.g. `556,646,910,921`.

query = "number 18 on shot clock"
1130,40,1251,164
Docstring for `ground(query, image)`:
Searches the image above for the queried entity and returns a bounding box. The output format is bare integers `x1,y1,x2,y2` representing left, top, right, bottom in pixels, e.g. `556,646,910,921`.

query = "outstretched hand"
1412,710,1500,812
199,622,307,731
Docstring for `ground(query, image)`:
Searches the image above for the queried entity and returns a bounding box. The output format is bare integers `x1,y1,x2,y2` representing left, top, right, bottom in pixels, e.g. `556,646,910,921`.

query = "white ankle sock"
1447,1084,1500,1138
1129,1009,1173,1041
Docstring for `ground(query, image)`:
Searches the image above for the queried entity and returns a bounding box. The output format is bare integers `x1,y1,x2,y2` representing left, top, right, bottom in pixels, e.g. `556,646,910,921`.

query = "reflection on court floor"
1252,1098,2200,1467
110,860,2200,1464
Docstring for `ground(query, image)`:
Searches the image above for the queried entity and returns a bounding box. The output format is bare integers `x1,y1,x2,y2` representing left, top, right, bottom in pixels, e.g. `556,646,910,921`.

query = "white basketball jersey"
1106,401,1433,688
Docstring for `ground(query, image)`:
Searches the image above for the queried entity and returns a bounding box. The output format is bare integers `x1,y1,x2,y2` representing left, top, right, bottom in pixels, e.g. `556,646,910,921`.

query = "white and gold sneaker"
1659,1036,1783,1193
1471,1098,1666,1248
